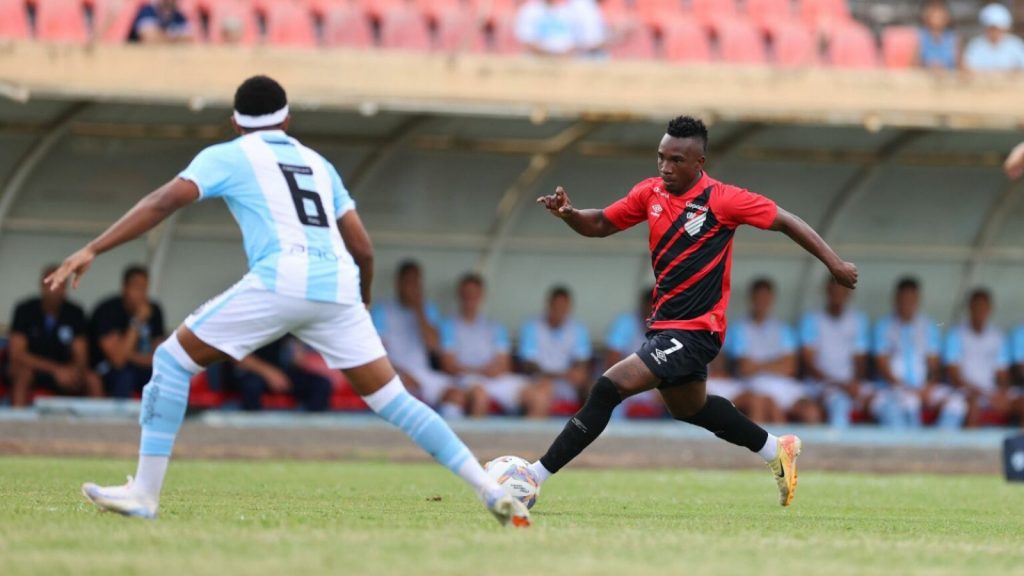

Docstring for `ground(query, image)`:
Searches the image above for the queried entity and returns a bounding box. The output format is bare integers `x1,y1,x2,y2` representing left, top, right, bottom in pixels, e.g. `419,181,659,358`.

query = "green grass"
1,457,1022,576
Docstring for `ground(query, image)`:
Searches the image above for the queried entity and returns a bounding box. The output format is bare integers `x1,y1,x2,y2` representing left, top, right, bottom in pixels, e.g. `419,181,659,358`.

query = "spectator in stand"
571,0,610,57
871,277,945,428
7,265,102,407
705,353,771,421
515,0,582,56
799,278,870,428
91,265,166,399
127,0,193,43
963,3,1024,71
728,278,821,424
518,286,591,417
917,0,959,69
944,289,1019,427
605,287,664,417
371,261,464,418
439,273,526,417
233,336,331,412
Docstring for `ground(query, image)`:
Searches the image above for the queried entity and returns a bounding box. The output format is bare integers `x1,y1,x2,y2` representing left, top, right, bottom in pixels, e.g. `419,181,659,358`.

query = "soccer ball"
483,455,540,510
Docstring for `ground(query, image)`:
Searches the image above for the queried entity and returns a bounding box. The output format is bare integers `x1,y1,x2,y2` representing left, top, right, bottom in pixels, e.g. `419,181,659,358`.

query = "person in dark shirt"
127,0,193,43
232,336,332,412
8,265,102,406
91,265,166,399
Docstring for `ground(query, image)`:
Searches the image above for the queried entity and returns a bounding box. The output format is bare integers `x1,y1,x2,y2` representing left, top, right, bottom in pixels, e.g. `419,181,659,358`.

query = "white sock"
133,454,169,504
757,433,779,461
459,459,505,503
528,461,552,484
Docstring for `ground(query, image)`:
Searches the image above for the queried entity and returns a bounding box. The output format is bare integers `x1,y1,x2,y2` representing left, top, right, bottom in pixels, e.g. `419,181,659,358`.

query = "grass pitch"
1,456,1021,576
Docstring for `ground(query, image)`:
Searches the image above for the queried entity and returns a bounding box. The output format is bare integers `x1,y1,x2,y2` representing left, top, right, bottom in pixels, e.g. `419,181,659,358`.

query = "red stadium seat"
609,20,657,60
379,4,431,50
264,1,317,47
690,0,736,31
418,0,461,22
661,17,711,62
35,0,90,42
881,25,918,69
599,0,630,19
828,21,877,68
188,372,224,409
473,0,517,24
634,0,683,28
799,0,849,30
435,10,487,52
363,0,402,19
772,20,817,66
206,0,258,44
0,0,32,39
490,15,522,54
716,19,765,63
322,3,374,48
746,0,792,31
91,0,146,43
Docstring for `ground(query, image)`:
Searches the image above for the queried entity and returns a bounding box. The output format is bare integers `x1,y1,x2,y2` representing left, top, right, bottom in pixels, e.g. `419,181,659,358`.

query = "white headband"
233,105,289,128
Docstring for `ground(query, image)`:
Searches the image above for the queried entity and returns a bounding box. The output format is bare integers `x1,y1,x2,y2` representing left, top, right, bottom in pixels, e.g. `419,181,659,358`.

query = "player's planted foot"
767,435,801,507
486,492,531,528
81,476,157,519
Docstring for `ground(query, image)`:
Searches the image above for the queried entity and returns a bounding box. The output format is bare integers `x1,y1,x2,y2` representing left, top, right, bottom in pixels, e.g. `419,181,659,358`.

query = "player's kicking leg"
525,333,801,507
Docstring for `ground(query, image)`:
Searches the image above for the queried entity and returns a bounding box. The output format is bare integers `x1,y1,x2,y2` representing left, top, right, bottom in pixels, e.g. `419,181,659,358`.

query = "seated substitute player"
233,336,332,412
50,76,529,527
518,286,593,418
371,261,464,419
530,116,858,507
799,278,870,428
872,277,945,428
604,287,665,417
90,266,167,399
729,278,822,424
7,265,102,407
945,289,1020,427
439,273,526,417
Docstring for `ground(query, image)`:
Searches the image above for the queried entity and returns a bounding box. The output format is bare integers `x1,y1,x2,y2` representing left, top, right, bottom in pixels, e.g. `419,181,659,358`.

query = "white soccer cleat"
81,476,158,519
486,492,531,528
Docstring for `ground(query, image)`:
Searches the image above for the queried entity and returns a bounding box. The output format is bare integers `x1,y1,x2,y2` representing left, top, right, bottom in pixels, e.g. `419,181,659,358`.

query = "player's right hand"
536,186,574,219
46,247,96,291
830,260,858,289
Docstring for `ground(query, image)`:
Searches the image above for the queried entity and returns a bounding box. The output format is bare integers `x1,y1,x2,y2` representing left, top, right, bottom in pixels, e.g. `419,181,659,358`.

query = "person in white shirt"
963,3,1024,71
945,289,1019,427
728,278,822,424
440,273,527,417
604,287,664,417
515,0,581,56
798,279,870,428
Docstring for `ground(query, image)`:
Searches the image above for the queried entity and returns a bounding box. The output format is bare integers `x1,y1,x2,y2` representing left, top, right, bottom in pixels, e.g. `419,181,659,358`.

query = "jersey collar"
674,171,711,199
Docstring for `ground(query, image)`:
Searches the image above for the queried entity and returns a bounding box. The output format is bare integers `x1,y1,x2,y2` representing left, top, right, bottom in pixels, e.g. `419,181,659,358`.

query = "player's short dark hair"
895,276,920,293
666,116,709,152
396,259,421,278
549,285,572,301
750,277,775,294
459,272,485,289
968,287,992,304
123,265,149,286
234,75,288,117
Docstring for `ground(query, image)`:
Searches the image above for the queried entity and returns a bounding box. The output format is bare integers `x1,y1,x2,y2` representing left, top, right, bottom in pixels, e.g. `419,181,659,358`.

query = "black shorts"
636,329,722,389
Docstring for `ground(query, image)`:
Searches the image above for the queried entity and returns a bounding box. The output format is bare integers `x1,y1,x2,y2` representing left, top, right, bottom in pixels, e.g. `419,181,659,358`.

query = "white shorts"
185,275,386,370
458,373,529,412
750,374,810,411
706,377,744,402
401,365,455,406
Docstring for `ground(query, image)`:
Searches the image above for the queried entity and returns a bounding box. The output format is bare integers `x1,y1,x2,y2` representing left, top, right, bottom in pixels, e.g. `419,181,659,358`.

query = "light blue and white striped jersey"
370,300,442,374
440,315,511,371
725,317,797,363
179,130,360,304
799,308,870,383
943,323,1009,392
873,314,941,388
518,317,591,374
605,312,646,355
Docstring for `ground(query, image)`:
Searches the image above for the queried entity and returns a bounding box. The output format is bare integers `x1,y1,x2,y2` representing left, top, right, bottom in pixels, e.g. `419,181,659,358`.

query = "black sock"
539,377,623,474
680,395,769,453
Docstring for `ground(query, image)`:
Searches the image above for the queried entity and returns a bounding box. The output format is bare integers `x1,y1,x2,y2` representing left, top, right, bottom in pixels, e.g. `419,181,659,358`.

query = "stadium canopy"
1,45,1023,336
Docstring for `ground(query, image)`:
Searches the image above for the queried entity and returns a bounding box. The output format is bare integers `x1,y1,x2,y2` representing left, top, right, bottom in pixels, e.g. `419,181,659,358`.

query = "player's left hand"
45,247,96,291
536,186,574,219
829,261,858,289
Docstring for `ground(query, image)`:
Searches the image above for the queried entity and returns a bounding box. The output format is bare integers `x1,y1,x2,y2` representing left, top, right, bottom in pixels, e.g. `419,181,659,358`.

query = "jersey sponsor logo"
287,243,341,262
651,203,663,217
686,201,708,212
649,337,684,365
684,212,707,236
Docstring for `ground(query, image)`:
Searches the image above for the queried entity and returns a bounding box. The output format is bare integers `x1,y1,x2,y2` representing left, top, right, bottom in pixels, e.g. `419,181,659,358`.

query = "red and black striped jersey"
603,172,778,341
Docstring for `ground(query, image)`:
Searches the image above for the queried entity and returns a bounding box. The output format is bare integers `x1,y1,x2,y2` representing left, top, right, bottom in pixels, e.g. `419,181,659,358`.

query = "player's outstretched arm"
338,210,374,306
770,207,858,289
45,179,199,291
536,186,620,238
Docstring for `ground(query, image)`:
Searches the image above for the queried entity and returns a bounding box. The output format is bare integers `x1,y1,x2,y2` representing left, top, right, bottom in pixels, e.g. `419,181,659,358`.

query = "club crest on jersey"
651,203,663,217
685,211,707,236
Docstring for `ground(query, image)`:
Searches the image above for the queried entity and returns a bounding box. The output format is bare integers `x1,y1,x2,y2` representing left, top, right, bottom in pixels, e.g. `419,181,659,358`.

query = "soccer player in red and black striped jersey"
528,116,858,507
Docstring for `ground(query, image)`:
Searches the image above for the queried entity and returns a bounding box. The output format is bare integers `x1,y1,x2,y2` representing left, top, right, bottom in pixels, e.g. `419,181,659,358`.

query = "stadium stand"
34,0,91,42
829,20,879,66
717,19,767,63
322,3,376,48
661,18,713,61
0,0,32,40
264,1,318,48
881,24,919,68
379,3,433,51
772,20,819,66
607,19,657,60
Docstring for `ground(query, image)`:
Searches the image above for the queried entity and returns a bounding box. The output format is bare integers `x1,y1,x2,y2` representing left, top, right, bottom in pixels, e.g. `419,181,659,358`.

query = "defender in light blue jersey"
47,76,529,527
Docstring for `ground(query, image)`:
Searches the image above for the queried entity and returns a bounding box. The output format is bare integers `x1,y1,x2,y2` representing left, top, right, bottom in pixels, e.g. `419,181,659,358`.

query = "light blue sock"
364,377,500,501
139,335,200,456
826,391,853,429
